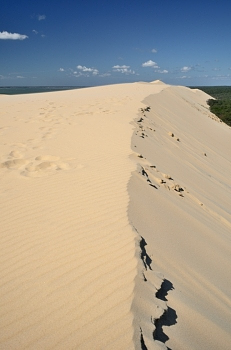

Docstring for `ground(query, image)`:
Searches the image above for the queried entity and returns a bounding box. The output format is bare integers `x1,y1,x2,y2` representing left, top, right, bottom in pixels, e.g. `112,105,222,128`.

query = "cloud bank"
112,65,135,74
0,31,28,40
77,65,99,76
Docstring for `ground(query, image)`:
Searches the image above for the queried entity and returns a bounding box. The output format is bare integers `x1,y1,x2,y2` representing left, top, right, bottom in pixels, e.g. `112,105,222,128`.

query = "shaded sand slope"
0,83,167,349
129,85,231,349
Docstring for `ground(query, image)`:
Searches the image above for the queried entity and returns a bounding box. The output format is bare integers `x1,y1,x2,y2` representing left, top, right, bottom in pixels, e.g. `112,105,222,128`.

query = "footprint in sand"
0,151,73,178
22,161,70,177
25,161,58,172
35,155,60,161
0,159,28,169
42,133,53,140
21,155,72,177
0,150,26,169
11,143,27,149
9,150,24,159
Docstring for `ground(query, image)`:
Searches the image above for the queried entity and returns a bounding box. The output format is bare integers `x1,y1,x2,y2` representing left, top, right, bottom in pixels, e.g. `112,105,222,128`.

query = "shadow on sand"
154,279,177,350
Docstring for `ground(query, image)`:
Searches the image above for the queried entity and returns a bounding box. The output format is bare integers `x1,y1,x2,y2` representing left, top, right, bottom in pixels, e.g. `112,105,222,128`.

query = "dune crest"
150,80,167,85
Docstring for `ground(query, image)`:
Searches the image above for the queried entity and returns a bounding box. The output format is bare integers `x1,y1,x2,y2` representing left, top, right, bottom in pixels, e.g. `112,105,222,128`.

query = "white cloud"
38,15,46,21
0,31,28,40
77,65,99,75
113,65,130,69
156,70,168,74
151,49,157,53
59,68,65,72
112,65,135,74
181,66,191,72
77,65,93,72
142,60,159,68
16,75,25,79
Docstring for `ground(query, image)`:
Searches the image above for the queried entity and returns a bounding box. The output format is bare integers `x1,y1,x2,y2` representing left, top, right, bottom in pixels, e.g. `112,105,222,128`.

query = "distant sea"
0,86,87,95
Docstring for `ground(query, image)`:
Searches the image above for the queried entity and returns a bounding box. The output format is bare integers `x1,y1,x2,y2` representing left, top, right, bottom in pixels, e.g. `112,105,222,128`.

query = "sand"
0,81,230,349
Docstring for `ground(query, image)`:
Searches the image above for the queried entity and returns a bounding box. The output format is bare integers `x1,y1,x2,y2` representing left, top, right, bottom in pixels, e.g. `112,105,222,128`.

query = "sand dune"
0,82,230,349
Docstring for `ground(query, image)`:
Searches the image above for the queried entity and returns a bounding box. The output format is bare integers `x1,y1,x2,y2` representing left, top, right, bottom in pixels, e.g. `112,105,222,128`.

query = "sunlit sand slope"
0,82,166,350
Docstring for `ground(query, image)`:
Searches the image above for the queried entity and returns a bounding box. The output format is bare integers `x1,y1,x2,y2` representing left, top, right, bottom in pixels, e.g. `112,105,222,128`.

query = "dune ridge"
0,81,231,349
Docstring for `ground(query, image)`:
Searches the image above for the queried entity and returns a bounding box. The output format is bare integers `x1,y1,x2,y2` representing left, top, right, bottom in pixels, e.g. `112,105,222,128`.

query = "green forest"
190,86,231,126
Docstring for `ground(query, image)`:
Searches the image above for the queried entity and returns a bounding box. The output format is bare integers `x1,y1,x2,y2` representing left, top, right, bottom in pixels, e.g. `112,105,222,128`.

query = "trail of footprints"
138,161,185,197
137,153,205,207
0,101,77,177
135,106,205,206
135,106,181,142
69,97,129,118
135,106,185,197
1,98,118,178
0,150,72,177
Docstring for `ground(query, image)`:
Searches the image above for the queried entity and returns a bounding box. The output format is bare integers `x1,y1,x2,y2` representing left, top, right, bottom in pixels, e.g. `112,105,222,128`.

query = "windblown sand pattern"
0,82,231,349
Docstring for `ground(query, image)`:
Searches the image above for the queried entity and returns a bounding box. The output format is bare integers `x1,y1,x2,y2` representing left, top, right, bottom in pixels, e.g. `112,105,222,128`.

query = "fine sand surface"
0,81,231,349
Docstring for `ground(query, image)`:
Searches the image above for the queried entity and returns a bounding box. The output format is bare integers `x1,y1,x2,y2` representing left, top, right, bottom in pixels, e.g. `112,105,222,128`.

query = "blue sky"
1,0,231,86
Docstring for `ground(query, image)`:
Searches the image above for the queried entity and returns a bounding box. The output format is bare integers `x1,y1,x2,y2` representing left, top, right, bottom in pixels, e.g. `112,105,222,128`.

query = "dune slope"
129,84,231,349
0,83,166,350
0,82,231,350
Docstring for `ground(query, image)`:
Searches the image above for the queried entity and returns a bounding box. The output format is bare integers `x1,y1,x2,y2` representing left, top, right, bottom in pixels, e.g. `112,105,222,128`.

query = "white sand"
0,82,231,349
